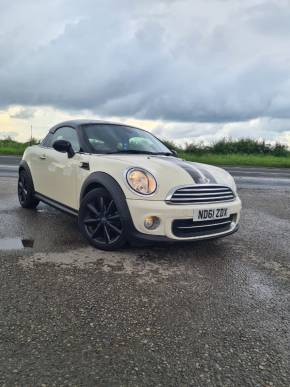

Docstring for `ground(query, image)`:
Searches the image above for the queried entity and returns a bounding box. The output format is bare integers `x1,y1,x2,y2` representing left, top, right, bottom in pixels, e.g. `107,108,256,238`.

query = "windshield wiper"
105,150,173,156
154,152,174,156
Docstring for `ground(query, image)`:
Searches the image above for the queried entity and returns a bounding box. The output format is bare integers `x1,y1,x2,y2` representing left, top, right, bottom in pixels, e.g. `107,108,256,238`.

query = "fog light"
144,216,160,230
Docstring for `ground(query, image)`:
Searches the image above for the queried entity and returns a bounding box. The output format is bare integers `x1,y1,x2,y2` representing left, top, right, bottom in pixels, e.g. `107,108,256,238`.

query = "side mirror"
171,149,178,157
53,139,75,158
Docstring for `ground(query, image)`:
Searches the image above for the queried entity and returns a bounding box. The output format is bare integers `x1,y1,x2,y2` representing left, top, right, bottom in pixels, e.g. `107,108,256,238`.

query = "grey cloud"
151,117,290,145
246,1,290,37
0,0,290,127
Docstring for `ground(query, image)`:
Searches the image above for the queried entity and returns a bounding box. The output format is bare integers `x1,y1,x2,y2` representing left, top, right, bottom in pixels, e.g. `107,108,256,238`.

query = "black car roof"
49,119,126,133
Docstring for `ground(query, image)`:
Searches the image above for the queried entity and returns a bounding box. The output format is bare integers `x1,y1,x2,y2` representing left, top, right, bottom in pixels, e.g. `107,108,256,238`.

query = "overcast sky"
1,0,290,144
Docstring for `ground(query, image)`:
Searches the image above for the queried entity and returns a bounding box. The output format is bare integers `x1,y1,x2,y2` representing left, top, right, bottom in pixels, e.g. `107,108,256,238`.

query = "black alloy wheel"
79,188,127,250
18,170,39,209
18,173,28,204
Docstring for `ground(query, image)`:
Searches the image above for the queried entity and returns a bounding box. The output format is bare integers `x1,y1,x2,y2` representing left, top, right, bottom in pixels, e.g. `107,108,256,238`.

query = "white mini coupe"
18,120,242,250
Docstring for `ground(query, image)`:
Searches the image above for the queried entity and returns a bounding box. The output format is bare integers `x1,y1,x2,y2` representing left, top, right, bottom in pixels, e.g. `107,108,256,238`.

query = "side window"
51,126,80,152
41,133,53,147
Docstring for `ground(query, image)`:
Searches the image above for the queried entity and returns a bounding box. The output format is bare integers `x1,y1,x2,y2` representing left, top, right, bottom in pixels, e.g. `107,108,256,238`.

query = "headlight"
126,168,157,195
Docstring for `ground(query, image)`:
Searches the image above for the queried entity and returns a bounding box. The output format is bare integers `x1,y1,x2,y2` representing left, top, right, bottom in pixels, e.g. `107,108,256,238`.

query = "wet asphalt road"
0,157,290,386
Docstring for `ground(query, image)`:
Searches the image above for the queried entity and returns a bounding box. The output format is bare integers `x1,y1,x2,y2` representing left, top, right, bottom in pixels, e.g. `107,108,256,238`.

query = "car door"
43,126,81,209
28,138,51,194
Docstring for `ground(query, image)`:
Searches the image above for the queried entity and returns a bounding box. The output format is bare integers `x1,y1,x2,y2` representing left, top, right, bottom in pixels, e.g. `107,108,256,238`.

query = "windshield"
82,124,172,155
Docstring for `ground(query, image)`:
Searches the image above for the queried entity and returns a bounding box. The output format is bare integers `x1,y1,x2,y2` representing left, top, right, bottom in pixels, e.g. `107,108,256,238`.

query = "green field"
1,138,290,168
179,152,290,168
0,139,32,155
170,138,290,168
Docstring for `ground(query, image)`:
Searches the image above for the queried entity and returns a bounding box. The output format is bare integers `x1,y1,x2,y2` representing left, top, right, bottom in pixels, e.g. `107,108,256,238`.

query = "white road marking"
0,165,18,169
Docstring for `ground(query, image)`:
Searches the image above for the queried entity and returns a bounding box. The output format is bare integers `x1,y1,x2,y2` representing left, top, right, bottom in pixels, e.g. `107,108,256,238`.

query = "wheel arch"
19,160,28,173
19,160,36,191
81,181,106,199
19,160,30,172
80,171,134,234
80,172,126,203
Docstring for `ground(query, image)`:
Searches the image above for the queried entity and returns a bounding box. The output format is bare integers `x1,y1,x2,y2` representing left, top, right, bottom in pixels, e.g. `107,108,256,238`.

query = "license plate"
194,208,229,221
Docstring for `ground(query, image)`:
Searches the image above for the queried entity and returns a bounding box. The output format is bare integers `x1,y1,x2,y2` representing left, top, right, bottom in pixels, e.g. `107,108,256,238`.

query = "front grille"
167,185,235,204
172,215,234,238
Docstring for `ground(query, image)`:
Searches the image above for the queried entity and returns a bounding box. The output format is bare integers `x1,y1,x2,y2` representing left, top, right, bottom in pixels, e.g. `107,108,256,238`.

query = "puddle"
0,238,34,250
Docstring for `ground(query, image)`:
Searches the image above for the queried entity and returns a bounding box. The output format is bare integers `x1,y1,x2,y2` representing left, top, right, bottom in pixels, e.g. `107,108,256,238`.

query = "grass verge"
0,140,33,156
1,142,290,168
0,146,27,155
179,152,290,168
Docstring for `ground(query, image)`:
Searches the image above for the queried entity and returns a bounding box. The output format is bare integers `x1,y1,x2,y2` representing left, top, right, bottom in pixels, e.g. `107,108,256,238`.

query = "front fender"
80,172,125,202
80,171,135,230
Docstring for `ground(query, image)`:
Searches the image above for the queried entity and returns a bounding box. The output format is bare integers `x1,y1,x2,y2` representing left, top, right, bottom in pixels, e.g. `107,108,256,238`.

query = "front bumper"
126,196,242,242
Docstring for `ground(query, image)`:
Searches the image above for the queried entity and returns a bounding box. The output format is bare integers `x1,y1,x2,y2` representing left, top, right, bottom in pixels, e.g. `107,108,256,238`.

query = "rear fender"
19,160,36,192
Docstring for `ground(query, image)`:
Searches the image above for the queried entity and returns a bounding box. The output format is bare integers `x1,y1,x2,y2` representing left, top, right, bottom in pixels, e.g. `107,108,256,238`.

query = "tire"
78,187,127,251
18,169,39,209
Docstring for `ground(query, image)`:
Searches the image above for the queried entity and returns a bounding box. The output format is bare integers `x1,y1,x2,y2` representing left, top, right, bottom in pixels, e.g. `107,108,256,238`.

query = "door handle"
39,155,46,160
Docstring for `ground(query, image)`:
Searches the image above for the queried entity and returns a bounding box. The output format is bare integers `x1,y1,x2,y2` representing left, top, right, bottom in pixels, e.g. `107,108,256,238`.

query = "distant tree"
161,139,182,152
